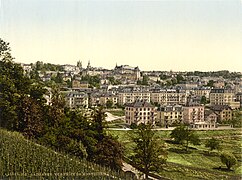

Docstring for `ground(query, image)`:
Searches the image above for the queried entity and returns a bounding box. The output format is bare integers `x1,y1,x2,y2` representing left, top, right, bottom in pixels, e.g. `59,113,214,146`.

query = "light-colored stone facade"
118,91,150,105
183,105,204,124
65,91,88,109
209,89,239,109
150,89,187,106
125,101,156,125
156,105,183,127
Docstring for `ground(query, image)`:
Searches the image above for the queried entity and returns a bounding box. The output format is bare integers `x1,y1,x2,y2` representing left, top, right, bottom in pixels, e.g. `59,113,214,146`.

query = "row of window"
126,112,154,116
126,107,154,111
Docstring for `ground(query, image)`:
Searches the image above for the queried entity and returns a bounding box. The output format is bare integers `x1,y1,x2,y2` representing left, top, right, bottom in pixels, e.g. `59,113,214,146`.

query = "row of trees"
0,38,123,170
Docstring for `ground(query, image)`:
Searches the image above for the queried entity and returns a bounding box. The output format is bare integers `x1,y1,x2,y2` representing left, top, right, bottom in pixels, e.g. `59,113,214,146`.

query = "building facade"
209,88,239,109
65,91,88,109
156,105,183,127
183,105,204,124
118,91,150,105
125,101,156,125
150,89,187,106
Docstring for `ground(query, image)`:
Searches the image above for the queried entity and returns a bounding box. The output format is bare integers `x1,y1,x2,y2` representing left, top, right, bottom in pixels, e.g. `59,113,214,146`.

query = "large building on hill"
114,64,141,80
125,101,156,125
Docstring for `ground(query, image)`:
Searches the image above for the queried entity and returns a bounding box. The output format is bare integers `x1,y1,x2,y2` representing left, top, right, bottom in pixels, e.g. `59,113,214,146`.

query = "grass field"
106,109,125,117
107,129,242,180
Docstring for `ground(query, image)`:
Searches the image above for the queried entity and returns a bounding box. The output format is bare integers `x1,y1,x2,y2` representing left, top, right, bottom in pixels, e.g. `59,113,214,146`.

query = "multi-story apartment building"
209,88,240,109
193,87,211,99
235,92,242,108
99,93,118,106
65,91,88,109
156,105,183,127
125,101,156,125
150,89,187,106
210,105,233,122
183,105,204,124
118,91,150,105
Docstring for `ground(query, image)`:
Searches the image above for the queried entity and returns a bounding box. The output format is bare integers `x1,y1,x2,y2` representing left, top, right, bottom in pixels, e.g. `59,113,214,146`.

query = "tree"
93,135,123,170
220,152,237,170
170,125,200,151
206,80,214,87
171,78,177,85
106,99,113,109
142,75,149,86
46,87,66,128
130,123,167,179
17,96,44,138
176,74,185,83
130,123,138,129
231,110,242,128
205,137,221,152
0,38,32,129
200,96,207,105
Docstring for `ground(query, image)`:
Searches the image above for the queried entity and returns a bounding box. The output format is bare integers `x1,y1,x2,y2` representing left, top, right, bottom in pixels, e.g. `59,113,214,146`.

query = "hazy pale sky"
0,0,241,71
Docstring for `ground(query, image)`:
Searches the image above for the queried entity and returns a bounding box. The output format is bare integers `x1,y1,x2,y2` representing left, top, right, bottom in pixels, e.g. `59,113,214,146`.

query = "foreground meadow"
108,129,242,179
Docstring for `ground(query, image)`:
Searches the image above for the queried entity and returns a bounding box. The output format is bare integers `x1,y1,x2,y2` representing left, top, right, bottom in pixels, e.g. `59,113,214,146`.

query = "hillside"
0,129,130,179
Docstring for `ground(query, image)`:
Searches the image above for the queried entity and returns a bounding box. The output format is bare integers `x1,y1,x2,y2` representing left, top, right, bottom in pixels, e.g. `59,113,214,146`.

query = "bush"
220,152,237,170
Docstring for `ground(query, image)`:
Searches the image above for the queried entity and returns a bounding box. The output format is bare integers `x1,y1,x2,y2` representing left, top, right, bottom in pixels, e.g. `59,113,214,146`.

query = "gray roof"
126,101,154,108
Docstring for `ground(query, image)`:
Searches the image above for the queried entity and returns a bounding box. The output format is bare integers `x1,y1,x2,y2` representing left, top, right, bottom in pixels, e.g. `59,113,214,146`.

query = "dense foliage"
205,137,221,152
170,125,200,151
129,124,167,179
220,152,237,170
0,38,123,171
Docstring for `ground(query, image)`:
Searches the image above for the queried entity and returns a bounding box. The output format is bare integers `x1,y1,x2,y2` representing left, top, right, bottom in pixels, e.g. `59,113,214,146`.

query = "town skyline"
1,0,241,71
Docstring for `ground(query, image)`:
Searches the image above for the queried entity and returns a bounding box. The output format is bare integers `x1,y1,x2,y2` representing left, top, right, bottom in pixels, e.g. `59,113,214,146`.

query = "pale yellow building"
125,101,156,125
118,91,150,105
150,89,187,106
156,105,183,127
209,89,239,109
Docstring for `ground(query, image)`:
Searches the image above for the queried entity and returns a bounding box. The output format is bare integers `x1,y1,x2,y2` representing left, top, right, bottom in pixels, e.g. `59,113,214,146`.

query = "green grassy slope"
108,129,242,180
0,129,129,179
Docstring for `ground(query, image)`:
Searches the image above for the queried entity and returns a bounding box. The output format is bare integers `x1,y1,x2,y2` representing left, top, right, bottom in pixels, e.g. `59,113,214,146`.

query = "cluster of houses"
21,61,242,129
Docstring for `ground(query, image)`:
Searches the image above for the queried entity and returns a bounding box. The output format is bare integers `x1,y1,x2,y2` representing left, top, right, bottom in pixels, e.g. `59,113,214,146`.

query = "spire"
87,60,91,69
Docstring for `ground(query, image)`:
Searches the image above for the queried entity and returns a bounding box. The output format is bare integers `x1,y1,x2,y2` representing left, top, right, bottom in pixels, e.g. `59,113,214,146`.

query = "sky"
0,0,241,71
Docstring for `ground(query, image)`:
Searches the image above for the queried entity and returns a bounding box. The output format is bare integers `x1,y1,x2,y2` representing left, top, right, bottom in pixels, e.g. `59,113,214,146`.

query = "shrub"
220,152,237,170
